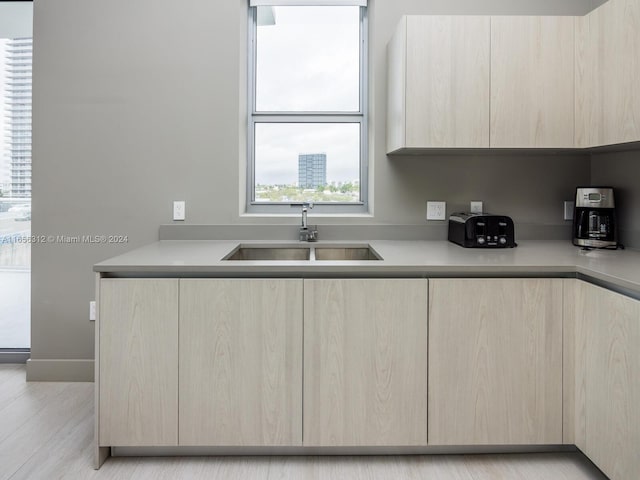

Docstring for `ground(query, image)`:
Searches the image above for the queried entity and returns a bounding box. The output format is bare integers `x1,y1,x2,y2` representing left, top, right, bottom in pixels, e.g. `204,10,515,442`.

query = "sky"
253,6,362,186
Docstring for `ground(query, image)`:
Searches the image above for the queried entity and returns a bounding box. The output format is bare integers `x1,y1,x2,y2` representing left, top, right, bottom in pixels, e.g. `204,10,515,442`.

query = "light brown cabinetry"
96,273,640,476
574,280,640,480
179,279,303,446
387,16,490,152
575,0,640,148
428,279,563,445
303,279,429,446
387,15,575,151
490,16,575,148
98,279,179,446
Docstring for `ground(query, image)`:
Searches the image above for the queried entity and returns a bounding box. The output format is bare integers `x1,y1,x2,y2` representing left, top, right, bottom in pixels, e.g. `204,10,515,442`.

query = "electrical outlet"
173,201,186,221
426,201,446,220
564,201,575,221
89,301,96,321
470,201,483,214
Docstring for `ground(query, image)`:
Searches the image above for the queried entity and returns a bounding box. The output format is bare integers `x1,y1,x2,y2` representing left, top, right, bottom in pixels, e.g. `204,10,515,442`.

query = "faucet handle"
300,225,318,242
307,226,318,242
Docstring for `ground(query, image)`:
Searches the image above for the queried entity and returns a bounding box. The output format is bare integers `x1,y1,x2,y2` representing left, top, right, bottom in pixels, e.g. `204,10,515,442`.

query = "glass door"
0,2,33,359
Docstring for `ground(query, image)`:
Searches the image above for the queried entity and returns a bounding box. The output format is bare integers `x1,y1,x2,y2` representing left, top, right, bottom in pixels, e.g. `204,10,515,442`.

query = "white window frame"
246,2,369,214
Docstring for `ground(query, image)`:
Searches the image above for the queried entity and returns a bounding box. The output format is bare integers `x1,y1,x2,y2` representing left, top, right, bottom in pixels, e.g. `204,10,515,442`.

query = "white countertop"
94,240,640,295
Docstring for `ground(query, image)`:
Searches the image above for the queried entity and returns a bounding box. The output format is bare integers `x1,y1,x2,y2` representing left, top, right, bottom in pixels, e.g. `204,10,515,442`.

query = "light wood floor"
0,364,609,480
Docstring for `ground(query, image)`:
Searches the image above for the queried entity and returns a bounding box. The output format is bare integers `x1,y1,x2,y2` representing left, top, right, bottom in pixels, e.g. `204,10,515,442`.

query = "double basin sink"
223,244,382,262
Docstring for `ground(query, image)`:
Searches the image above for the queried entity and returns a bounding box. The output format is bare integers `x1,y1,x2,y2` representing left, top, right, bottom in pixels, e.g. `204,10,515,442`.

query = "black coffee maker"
573,187,618,249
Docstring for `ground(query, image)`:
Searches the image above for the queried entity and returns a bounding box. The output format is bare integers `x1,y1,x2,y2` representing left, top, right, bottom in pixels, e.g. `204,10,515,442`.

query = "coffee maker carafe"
573,187,618,249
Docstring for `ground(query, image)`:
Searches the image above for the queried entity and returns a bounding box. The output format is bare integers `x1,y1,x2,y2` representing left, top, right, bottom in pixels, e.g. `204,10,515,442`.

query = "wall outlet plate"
89,301,96,321
173,201,186,221
470,201,483,214
564,201,575,221
426,201,446,220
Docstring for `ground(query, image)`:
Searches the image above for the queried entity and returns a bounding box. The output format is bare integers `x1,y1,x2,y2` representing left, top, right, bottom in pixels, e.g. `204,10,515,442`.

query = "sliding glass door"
0,2,32,355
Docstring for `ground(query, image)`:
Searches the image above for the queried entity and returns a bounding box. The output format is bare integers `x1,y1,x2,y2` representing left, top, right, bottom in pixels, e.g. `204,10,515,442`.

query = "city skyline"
4,37,32,198
0,39,8,193
254,122,360,186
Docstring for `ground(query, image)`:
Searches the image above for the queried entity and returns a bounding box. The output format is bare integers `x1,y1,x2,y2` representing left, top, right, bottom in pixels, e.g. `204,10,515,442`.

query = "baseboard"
113,445,578,457
0,350,30,364
26,358,94,382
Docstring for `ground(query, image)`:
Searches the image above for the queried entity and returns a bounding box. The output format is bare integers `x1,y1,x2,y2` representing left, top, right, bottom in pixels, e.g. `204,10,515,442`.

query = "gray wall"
31,0,600,376
591,150,640,249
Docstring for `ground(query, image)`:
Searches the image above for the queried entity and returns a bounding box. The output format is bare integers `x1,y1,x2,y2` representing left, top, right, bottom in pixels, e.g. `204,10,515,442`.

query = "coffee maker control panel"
576,187,615,209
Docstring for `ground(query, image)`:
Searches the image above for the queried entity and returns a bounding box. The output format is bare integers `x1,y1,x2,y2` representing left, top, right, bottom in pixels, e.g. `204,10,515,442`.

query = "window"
247,1,368,213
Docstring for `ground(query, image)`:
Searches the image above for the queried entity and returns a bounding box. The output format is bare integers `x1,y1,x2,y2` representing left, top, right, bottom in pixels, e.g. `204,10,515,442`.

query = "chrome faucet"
299,203,318,242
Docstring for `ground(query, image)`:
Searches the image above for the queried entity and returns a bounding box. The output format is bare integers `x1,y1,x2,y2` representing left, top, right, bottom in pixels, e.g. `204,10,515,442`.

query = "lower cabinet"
303,279,429,446
179,279,303,446
98,277,427,449
575,281,640,480
98,274,639,477
99,279,179,446
98,278,302,448
428,279,563,445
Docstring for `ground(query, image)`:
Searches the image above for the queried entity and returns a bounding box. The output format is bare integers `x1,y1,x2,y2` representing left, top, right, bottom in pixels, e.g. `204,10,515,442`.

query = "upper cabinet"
576,0,640,148
490,16,575,148
387,16,491,152
387,15,575,152
388,4,640,152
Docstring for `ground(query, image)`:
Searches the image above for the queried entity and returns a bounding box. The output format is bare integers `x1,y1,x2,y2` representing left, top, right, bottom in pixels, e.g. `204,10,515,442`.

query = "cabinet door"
179,279,302,446
99,279,179,446
303,279,428,446
490,16,574,148
429,279,562,445
387,16,490,152
575,281,640,480
405,16,490,149
575,0,640,147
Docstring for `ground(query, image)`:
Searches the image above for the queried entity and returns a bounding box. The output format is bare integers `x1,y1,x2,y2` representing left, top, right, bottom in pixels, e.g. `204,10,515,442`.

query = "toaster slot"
475,221,486,245
498,221,508,245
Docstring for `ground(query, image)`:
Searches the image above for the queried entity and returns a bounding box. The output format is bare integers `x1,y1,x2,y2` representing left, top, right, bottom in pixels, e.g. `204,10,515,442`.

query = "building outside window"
298,153,326,189
247,1,368,213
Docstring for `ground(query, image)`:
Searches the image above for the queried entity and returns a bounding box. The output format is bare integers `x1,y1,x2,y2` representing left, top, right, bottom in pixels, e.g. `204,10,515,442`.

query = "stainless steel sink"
314,246,381,261
222,244,382,261
223,246,311,261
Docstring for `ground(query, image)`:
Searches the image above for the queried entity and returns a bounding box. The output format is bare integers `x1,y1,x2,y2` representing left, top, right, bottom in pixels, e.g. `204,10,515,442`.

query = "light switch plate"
564,201,575,221
89,301,96,321
426,201,446,220
470,201,483,214
173,201,186,221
